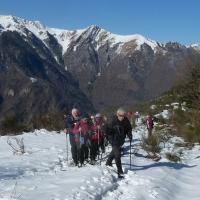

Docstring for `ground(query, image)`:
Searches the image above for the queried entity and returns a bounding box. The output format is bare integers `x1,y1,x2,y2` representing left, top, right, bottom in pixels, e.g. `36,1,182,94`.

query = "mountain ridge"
1,15,200,116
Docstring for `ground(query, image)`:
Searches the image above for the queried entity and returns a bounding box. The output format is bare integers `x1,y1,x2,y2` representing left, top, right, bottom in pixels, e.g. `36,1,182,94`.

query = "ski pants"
99,138,105,153
147,128,153,137
106,145,123,173
90,140,99,161
77,144,88,164
69,133,78,164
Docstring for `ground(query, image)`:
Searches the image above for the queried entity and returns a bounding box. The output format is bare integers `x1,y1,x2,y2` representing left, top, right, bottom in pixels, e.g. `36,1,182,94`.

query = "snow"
64,66,68,71
30,77,37,83
109,33,158,51
150,105,157,110
154,109,170,120
49,28,85,54
190,44,200,52
0,15,159,55
1,15,200,58
161,109,170,119
171,102,180,110
0,120,200,200
93,27,159,53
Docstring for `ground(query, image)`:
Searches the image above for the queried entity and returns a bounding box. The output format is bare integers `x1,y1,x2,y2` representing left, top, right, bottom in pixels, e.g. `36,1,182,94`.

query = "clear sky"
0,0,200,45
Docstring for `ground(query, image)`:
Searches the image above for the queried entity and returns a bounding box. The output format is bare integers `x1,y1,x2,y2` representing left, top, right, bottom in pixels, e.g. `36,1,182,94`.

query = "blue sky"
0,0,200,45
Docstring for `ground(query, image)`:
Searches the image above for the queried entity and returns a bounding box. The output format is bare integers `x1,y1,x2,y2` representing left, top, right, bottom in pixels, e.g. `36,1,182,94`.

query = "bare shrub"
7,137,25,155
165,152,181,163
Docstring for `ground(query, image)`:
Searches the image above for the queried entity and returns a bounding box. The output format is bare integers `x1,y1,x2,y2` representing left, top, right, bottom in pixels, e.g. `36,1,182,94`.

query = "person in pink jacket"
89,113,105,164
146,115,154,137
72,114,90,167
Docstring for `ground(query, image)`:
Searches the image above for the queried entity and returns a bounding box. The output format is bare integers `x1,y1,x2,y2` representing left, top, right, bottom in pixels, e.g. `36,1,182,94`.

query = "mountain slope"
1,15,200,113
0,26,94,124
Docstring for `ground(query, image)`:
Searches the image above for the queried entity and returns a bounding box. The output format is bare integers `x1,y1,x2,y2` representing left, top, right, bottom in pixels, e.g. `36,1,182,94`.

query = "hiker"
134,111,140,122
146,115,154,137
127,111,134,125
64,108,81,166
105,108,132,178
72,114,90,167
95,113,106,153
90,115,95,124
89,113,105,164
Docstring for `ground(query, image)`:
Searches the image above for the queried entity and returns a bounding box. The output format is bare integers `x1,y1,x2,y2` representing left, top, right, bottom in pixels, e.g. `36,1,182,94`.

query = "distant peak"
0,15,45,30
87,24,101,30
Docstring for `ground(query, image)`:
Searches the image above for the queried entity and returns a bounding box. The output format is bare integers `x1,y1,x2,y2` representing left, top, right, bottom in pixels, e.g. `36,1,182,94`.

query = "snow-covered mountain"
0,15,200,116
1,15,199,55
190,44,200,52
0,15,160,54
0,15,95,124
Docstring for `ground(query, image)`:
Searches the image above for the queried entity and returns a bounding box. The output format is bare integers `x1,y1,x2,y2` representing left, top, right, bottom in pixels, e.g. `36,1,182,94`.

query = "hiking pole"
130,140,132,169
97,129,100,161
66,131,69,164
100,149,103,165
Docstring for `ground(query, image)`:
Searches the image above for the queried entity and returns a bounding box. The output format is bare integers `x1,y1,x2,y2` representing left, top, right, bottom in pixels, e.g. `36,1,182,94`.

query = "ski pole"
100,149,103,165
97,128,100,161
66,131,69,163
130,140,132,169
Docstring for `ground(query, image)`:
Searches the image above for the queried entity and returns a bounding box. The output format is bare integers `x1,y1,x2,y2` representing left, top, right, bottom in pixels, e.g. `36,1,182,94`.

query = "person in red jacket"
64,108,81,166
89,113,105,164
146,115,154,137
72,114,90,167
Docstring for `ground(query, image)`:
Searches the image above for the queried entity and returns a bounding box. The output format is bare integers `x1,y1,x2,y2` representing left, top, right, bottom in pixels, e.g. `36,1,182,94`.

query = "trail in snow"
0,122,199,200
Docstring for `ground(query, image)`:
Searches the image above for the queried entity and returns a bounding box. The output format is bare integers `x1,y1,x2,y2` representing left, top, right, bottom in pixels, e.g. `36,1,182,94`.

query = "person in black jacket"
64,108,81,166
105,108,132,177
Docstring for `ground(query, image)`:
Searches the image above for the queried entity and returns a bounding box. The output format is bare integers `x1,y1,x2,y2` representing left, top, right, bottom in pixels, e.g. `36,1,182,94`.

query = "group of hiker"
64,107,154,178
64,108,106,167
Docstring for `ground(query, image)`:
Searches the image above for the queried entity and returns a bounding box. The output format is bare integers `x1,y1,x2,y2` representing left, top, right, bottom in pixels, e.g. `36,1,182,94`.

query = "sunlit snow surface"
0,119,200,200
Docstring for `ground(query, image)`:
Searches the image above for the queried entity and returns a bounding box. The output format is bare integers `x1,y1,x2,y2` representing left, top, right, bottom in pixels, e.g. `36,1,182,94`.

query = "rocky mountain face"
62,26,200,110
0,17,94,123
0,15,200,121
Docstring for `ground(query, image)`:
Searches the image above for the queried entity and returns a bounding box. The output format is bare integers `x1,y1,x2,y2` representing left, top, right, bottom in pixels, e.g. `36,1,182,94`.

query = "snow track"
0,123,200,200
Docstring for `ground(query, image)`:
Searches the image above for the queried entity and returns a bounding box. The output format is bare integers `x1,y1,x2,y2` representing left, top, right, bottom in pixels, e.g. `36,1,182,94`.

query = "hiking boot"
90,160,96,165
84,159,90,165
78,162,83,168
118,173,125,179
105,162,113,167
69,161,78,167
117,171,124,179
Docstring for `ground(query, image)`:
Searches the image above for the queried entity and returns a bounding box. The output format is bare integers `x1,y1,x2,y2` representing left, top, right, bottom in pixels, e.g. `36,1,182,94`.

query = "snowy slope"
190,44,200,52
0,15,159,55
1,15,200,57
0,120,200,200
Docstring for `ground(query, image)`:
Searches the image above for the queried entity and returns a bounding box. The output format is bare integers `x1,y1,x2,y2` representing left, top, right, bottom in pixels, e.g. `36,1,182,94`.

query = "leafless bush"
7,137,25,155
10,182,22,200
165,152,181,163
